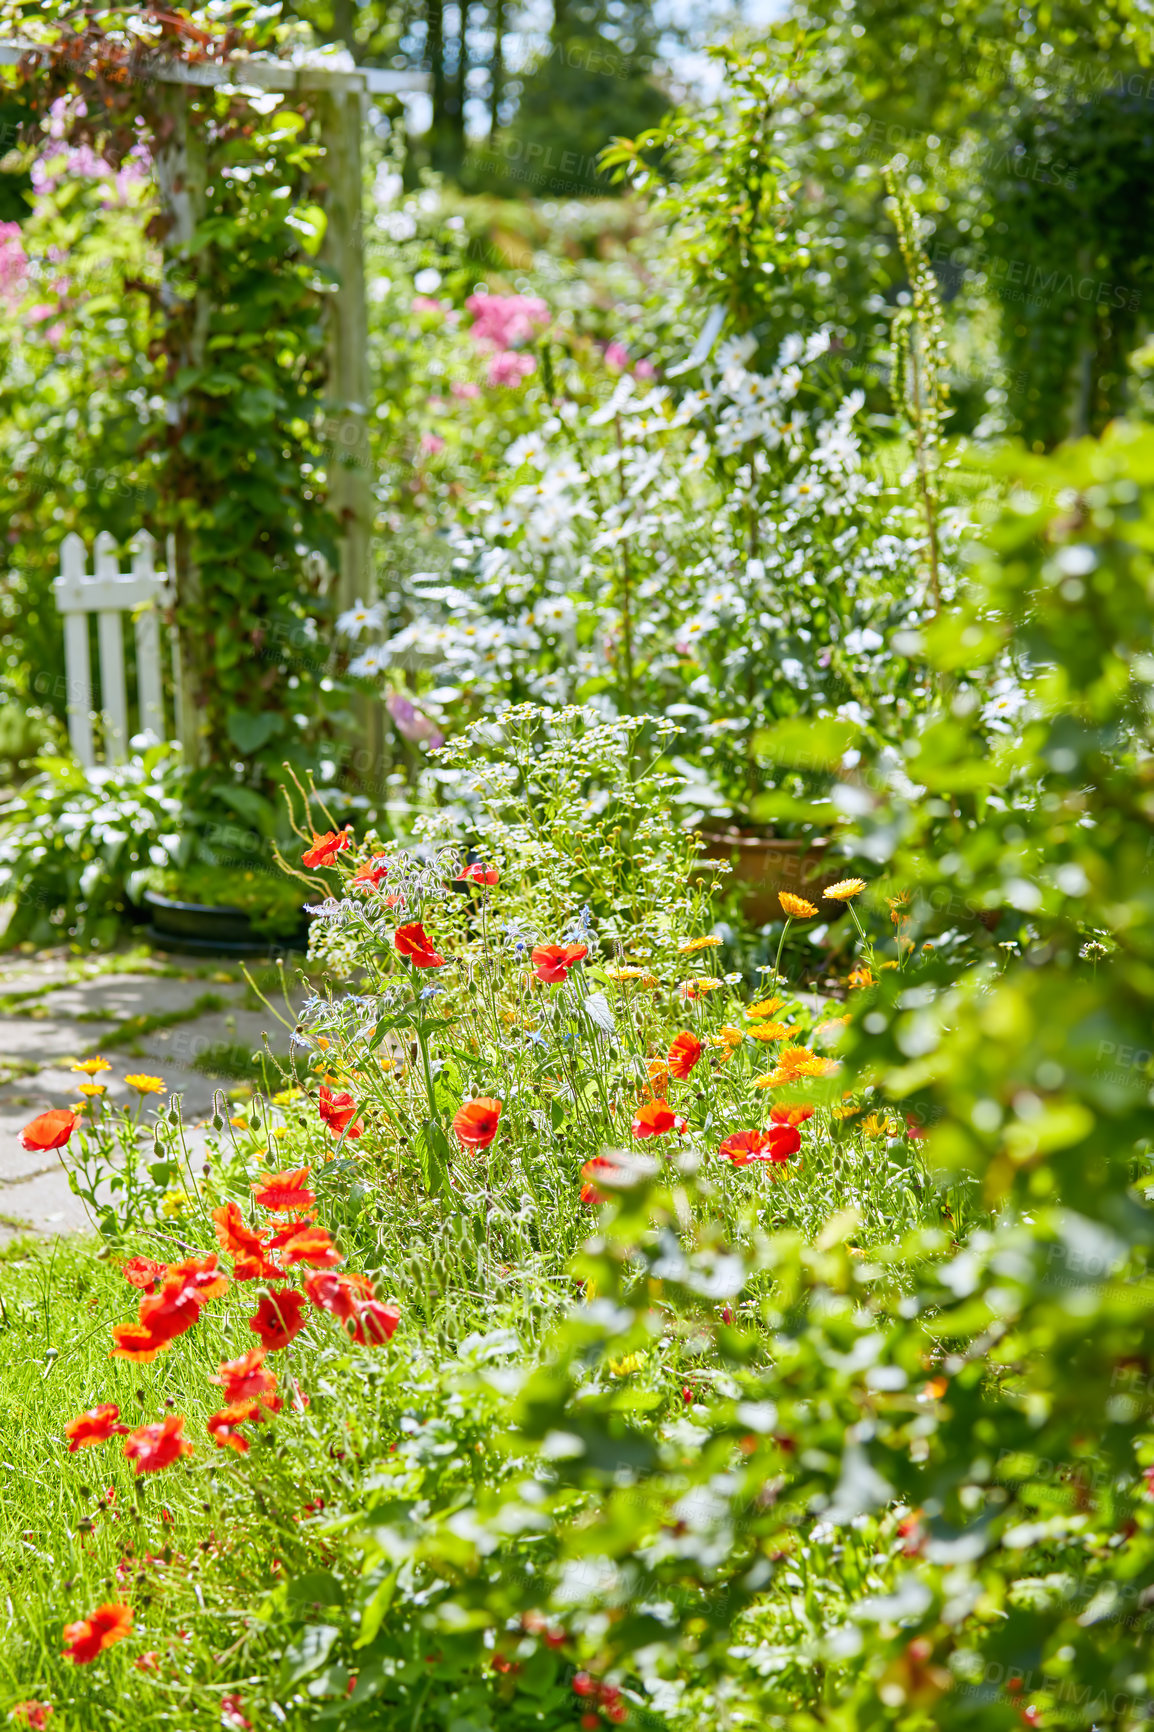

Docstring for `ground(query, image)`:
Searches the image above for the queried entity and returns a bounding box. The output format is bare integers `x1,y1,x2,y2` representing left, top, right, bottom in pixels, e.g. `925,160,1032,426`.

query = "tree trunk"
489,0,505,136
427,0,447,155
332,0,357,55
451,0,469,168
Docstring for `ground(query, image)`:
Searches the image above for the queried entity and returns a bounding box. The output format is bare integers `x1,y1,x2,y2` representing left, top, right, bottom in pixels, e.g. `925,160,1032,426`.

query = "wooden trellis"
1,36,427,774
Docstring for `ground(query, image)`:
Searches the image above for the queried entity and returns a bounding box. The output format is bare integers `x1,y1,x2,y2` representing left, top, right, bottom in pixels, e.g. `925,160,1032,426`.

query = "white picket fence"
53,529,175,768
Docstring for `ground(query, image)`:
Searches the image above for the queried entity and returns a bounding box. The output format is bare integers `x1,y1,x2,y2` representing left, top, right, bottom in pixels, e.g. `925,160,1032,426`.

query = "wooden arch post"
0,36,425,789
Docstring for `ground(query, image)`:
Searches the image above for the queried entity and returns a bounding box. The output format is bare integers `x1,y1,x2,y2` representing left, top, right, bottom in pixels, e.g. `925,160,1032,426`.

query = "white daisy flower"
337,599,385,639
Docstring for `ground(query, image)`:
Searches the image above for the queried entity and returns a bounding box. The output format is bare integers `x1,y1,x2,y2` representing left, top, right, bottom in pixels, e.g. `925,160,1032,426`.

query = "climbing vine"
3,1,347,805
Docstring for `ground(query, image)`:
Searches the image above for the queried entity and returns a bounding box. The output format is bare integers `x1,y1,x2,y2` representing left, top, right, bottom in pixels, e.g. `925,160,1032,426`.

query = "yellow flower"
124,1074,165,1095
779,892,818,918
825,877,866,902
272,1126,289,1140
68,1099,88,1115
861,1112,901,1138
708,1025,745,1059
71,1057,111,1076
747,996,785,1019
848,963,874,989
753,1044,838,1088
604,965,645,980
76,1082,106,1098
271,1086,304,1105
814,1014,851,1041
679,977,722,1000
609,1352,646,1376
161,1190,189,1219
230,1115,249,1129
746,1021,797,1042
678,935,722,955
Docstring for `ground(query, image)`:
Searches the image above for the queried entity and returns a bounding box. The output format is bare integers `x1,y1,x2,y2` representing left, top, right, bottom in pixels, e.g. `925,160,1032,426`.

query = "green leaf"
226,710,284,754
278,1623,340,1688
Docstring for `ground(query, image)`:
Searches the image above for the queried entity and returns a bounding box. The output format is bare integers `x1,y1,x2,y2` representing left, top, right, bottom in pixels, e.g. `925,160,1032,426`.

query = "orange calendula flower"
249,1289,309,1351
75,1082,106,1098
646,1057,670,1095
71,1057,111,1076
753,1045,838,1089
210,1347,280,1411
745,1021,796,1042
667,1031,703,1079
301,828,351,869
779,892,818,918
707,1026,745,1062
848,963,874,989
814,1014,851,1041
631,1099,687,1139
825,877,866,902
252,1167,316,1213
678,935,721,955
62,1602,133,1664
123,1415,193,1475
207,1399,264,1455
65,1404,128,1452
679,976,721,1000
20,1109,78,1152
124,1074,165,1095
452,1097,503,1148
746,996,785,1019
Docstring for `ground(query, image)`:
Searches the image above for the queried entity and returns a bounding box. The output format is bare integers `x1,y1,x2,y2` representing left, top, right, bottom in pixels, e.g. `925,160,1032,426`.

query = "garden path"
0,945,310,1241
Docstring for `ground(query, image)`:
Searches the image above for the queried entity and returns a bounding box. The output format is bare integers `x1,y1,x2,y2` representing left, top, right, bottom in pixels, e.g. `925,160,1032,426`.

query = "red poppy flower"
123,1414,193,1475
305,1271,399,1345
457,862,499,886
317,1085,364,1139
770,1104,814,1127
301,828,351,869
165,1254,229,1301
252,1167,316,1213
222,1693,254,1731
393,922,446,968
209,1347,280,1411
718,1125,801,1166
65,1404,128,1452
452,1097,503,1148
10,1703,53,1727
62,1601,133,1664
212,1203,285,1281
580,1156,613,1205
274,1222,343,1269
20,1109,78,1152
249,1289,309,1351
631,1099,687,1139
667,1031,703,1079
207,1400,264,1456
530,943,588,984
351,855,389,888
121,1256,166,1295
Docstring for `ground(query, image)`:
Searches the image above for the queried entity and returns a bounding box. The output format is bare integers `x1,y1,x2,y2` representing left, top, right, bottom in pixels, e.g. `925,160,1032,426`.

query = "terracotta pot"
697,831,849,927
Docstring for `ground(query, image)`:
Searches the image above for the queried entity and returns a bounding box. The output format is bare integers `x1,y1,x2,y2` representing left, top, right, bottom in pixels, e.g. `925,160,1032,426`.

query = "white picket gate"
53,529,175,768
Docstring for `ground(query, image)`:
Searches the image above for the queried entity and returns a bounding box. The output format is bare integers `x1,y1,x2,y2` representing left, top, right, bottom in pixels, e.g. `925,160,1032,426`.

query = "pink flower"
605,341,629,370
635,358,656,379
419,432,445,456
387,690,443,748
465,292,549,349
487,350,535,388
412,294,443,313
451,380,480,399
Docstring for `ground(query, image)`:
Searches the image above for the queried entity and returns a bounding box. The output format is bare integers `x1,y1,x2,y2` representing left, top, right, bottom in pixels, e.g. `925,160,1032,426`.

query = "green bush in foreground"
3,429,1154,1728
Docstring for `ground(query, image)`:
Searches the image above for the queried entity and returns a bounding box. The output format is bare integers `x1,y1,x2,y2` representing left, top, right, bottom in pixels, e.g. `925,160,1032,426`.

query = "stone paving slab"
0,948,313,1241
